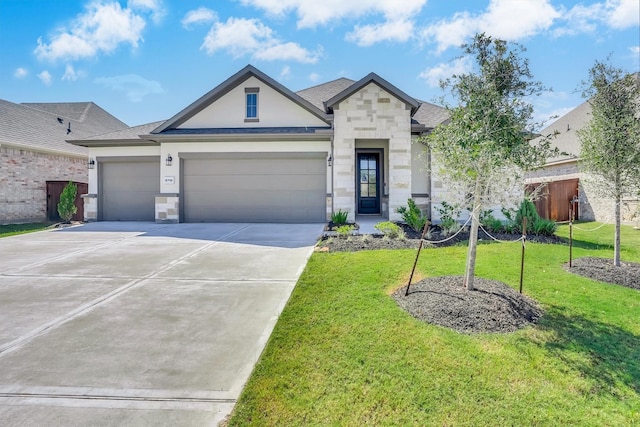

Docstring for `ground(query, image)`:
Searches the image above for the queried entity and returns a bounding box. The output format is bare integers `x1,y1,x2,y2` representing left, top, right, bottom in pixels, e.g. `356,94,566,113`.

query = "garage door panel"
183,156,326,223
101,161,159,221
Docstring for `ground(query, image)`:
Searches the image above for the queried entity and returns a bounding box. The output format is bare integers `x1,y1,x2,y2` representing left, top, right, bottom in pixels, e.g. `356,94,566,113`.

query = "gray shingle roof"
413,100,450,129
296,78,356,111
79,121,166,141
0,99,127,156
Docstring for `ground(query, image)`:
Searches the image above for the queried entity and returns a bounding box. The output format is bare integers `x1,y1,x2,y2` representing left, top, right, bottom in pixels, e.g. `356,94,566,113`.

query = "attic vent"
378,98,390,103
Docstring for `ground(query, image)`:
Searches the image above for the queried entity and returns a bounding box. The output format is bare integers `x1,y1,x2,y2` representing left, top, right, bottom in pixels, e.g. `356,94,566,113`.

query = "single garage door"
182,153,326,223
100,160,160,221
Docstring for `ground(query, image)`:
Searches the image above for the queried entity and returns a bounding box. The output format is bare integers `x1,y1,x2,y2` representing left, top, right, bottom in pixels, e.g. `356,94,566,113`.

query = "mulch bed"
317,224,564,253
392,276,543,334
564,257,640,290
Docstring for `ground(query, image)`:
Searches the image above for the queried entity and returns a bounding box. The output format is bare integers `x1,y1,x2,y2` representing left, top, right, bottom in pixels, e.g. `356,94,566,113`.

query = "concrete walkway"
0,222,323,426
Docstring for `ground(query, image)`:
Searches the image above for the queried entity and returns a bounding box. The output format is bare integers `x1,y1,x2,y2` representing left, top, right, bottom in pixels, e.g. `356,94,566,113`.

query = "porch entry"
357,152,380,214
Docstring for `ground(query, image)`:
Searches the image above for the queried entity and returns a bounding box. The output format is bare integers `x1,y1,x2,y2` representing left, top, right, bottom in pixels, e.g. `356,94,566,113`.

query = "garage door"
100,160,160,221
182,153,326,223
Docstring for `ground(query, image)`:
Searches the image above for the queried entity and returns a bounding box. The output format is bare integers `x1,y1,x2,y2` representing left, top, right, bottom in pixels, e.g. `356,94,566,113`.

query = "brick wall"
0,146,87,224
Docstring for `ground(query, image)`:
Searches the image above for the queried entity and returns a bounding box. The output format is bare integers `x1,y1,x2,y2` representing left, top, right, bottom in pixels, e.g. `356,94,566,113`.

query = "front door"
357,153,380,214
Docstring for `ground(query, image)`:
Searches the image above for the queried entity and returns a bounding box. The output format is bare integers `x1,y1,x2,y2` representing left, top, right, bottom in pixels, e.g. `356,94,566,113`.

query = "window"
245,87,259,121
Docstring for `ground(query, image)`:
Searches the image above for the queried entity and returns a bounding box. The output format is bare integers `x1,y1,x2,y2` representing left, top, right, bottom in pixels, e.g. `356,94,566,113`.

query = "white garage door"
100,159,160,221
182,153,326,223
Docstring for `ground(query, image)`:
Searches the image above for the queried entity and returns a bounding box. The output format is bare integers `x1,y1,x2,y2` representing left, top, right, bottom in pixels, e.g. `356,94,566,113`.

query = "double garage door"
182,153,326,223
100,153,326,223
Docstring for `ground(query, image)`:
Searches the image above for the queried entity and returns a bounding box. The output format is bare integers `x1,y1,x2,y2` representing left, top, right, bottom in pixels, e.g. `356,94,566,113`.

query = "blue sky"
1,0,638,127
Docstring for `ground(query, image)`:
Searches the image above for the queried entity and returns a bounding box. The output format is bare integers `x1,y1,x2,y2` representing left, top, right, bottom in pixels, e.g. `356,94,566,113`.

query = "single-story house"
69,65,450,224
0,100,128,223
526,99,639,223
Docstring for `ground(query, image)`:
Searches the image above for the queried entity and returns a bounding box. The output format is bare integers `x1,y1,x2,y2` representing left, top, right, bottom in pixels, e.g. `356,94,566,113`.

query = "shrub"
57,181,77,223
480,210,505,233
435,201,461,235
501,207,518,233
374,221,405,239
331,209,349,226
396,199,429,232
515,199,540,233
335,225,355,239
532,217,557,236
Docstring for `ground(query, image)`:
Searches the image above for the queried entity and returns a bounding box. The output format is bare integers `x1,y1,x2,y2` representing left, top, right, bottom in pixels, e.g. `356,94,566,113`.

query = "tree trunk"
463,180,482,291
614,195,621,267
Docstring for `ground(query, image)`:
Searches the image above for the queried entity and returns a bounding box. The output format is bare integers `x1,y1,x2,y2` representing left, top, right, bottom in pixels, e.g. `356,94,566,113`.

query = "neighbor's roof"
535,101,592,164
0,100,128,156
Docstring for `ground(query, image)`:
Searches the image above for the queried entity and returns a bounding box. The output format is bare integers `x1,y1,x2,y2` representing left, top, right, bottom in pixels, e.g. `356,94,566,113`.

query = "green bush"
435,201,461,235
532,217,557,236
57,181,77,223
331,209,349,225
374,221,405,239
396,199,429,232
335,225,355,239
516,199,540,233
480,210,504,233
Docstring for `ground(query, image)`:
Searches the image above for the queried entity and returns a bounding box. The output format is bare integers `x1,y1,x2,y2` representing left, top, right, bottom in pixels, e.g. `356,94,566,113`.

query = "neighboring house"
69,65,449,224
0,100,128,224
526,100,639,223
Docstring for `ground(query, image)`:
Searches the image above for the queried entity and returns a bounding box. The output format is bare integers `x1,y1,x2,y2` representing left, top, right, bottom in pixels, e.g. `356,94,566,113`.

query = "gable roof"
536,101,592,164
0,99,127,156
324,72,420,116
153,65,330,134
296,78,356,111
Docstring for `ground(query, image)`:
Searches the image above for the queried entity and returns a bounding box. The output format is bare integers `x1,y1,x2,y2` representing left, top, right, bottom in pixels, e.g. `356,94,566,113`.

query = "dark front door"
357,153,380,214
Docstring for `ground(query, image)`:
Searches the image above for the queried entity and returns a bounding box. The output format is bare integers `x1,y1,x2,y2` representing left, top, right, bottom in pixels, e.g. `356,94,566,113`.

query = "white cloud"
182,7,217,29
38,70,52,85
309,72,320,82
94,74,164,102
201,17,321,63
239,0,425,28
34,2,147,62
346,18,414,46
62,64,81,81
254,42,321,63
607,0,640,29
128,0,166,24
280,65,291,79
630,46,640,55
421,0,560,53
240,0,425,46
14,67,28,79
419,57,473,87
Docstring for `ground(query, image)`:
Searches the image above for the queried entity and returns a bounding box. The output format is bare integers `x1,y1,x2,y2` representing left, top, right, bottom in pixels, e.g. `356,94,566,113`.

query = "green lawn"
0,222,52,238
229,223,640,426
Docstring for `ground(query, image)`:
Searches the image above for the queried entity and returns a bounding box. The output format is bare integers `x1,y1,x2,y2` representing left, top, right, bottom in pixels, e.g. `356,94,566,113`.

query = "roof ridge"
296,77,356,93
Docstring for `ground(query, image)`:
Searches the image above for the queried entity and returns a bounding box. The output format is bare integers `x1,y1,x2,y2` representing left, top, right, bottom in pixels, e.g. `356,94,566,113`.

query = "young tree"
577,61,640,267
422,34,558,290
57,181,78,223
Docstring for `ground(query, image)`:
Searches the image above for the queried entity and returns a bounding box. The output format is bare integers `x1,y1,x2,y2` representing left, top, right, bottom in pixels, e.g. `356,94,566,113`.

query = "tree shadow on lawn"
533,309,640,395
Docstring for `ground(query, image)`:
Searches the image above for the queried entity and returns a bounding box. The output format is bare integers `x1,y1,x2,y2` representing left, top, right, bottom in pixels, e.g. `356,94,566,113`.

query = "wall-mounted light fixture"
166,154,173,166
88,158,95,169
327,154,333,167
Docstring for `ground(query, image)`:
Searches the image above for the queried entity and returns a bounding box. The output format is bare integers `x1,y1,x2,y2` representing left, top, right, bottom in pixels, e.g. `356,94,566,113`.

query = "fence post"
519,217,527,294
405,220,431,296
569,204,574,268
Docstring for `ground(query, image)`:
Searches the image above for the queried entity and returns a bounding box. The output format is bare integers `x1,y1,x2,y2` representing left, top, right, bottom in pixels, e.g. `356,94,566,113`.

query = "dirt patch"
564,257,640,290
392,276,543,334
317,224,564,253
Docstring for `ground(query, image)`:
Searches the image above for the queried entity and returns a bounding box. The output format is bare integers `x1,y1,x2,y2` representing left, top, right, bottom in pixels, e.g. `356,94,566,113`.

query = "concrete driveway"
0,222,323,426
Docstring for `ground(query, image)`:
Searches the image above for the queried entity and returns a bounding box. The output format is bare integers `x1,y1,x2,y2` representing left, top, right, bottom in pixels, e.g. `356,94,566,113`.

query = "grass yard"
0,222,52,238
229,223,640,426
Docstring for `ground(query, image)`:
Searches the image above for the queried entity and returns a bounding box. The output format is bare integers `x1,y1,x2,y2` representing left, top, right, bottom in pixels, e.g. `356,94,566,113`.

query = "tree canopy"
422,33,558,290
578,60,640,266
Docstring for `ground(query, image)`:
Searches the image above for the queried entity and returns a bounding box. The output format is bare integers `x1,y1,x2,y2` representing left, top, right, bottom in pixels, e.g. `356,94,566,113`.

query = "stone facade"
82,194,97,222
155,195,179,224
0,146,87,223
332,83,412,222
